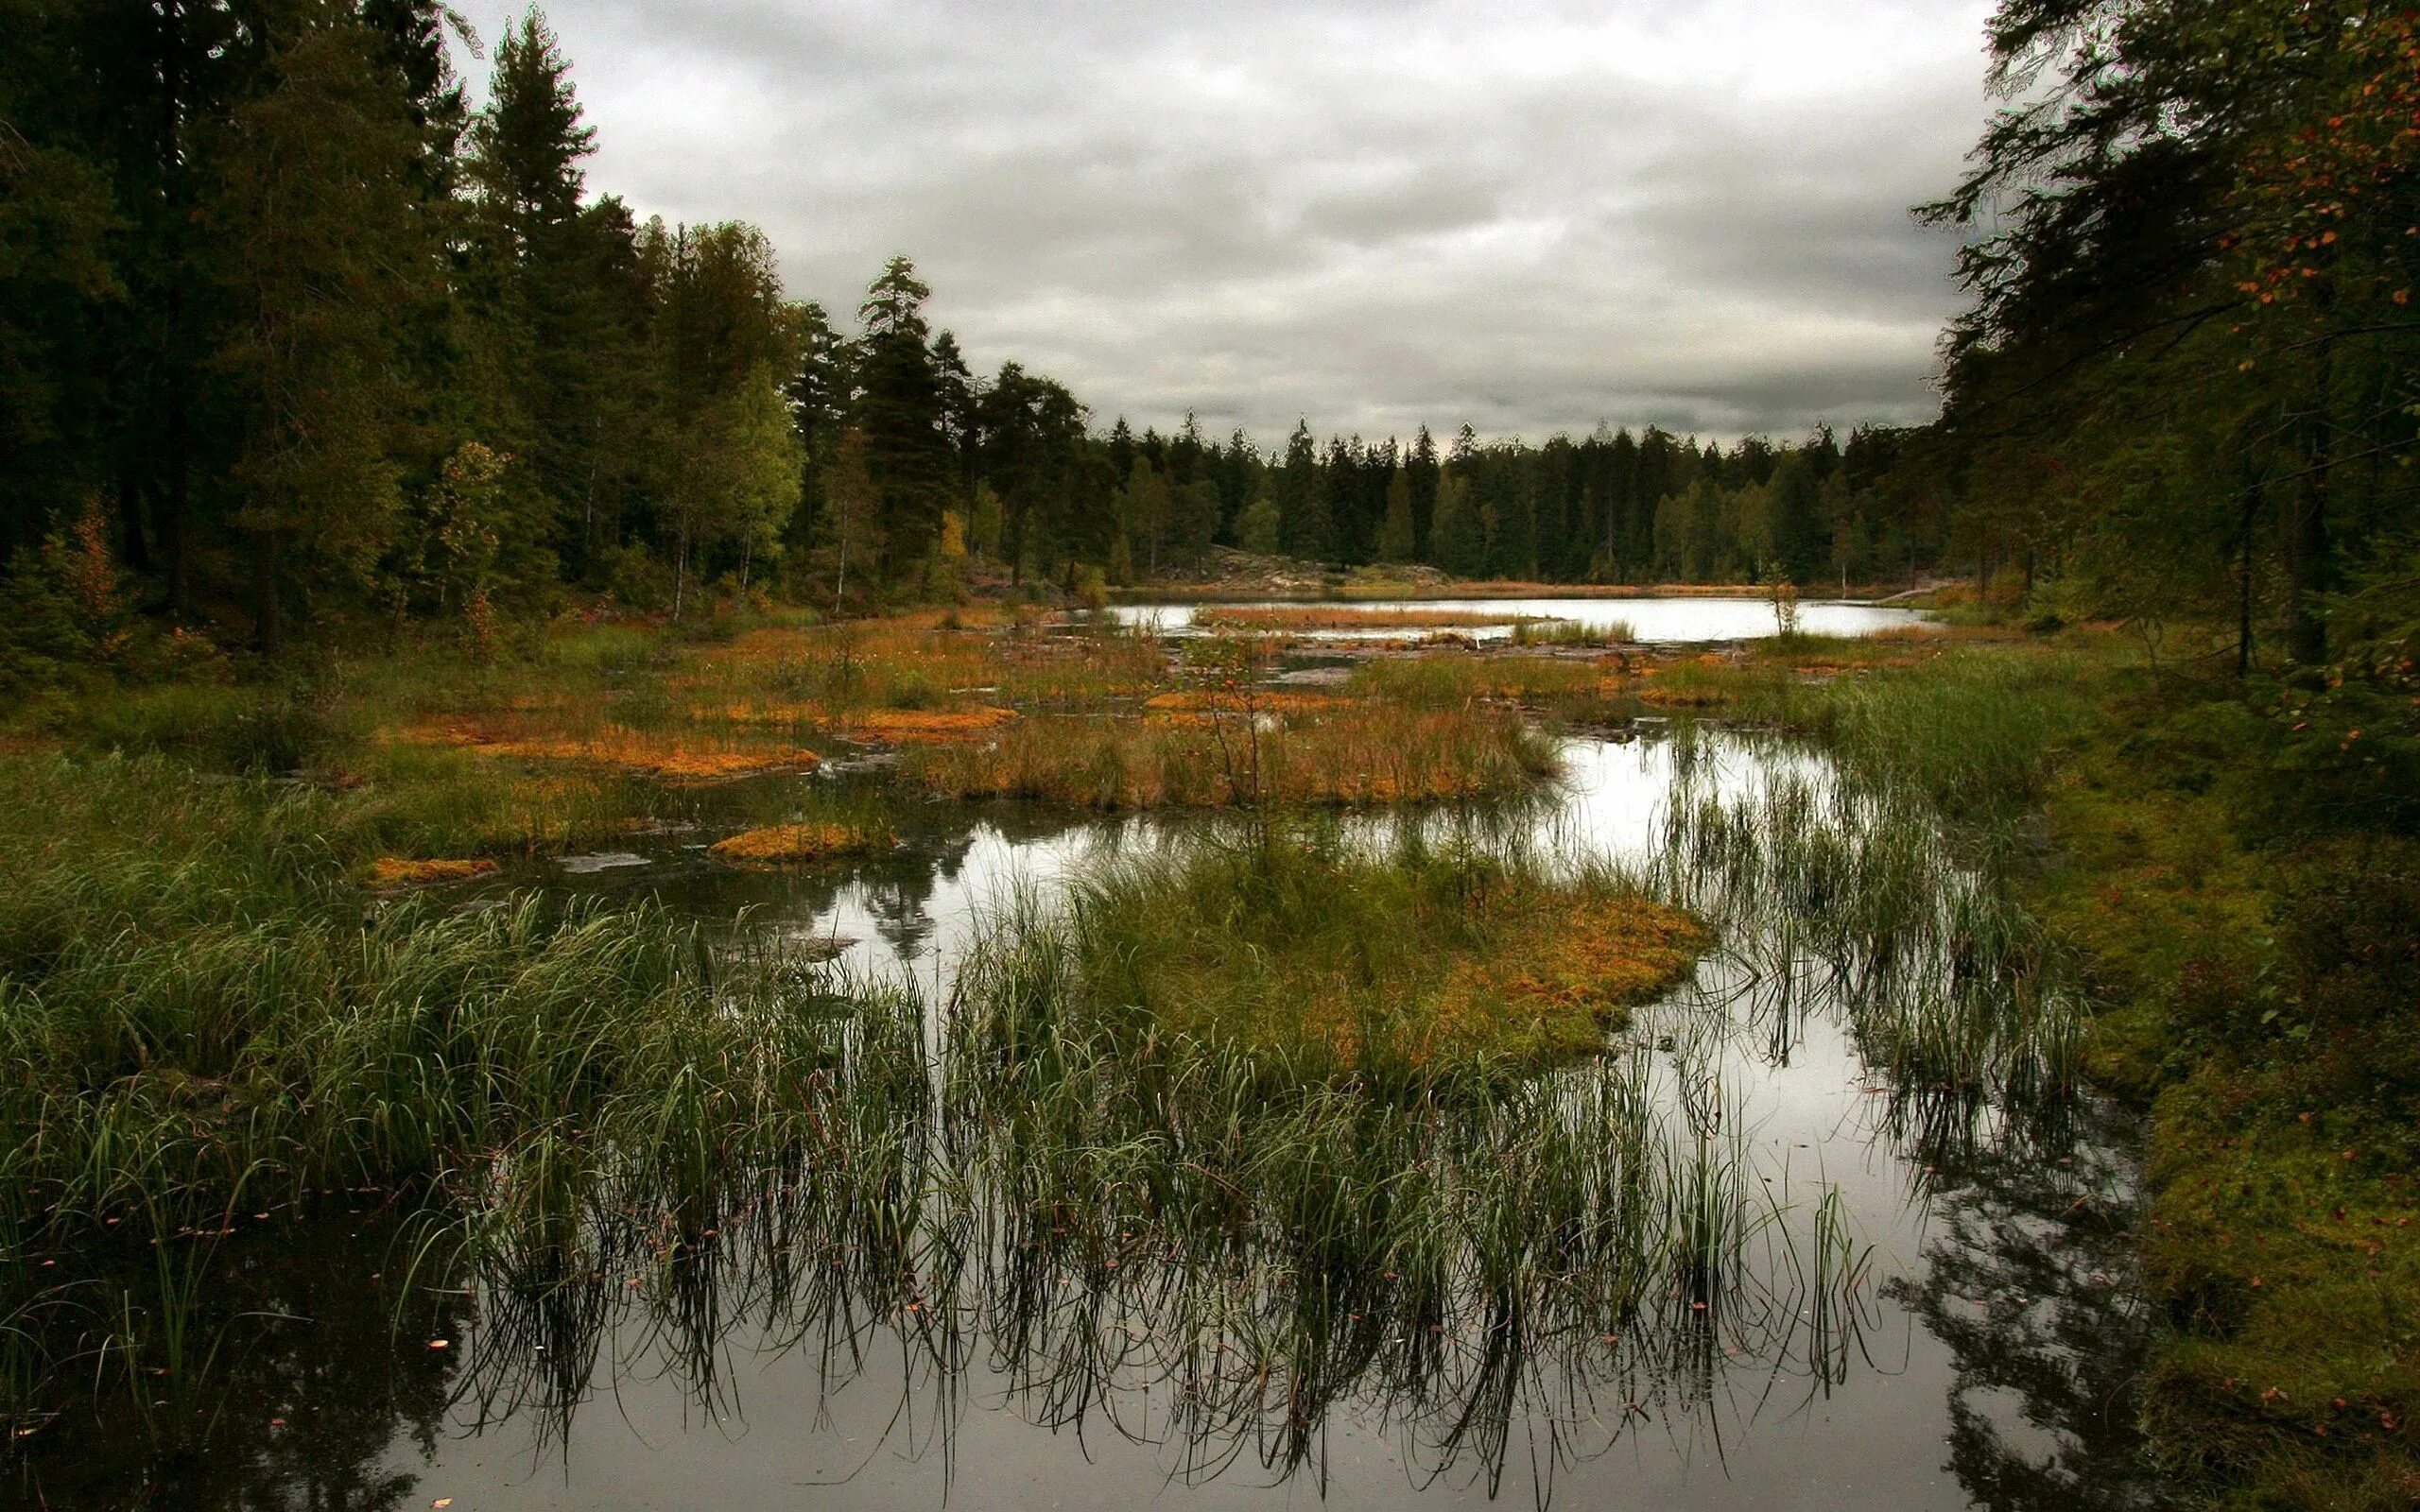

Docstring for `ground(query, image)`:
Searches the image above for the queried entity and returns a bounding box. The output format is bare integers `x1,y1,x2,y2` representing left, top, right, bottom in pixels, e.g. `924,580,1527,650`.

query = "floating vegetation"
709,821,897,867
1003,829,1705,1070
365,856,497,891
386,719,821,782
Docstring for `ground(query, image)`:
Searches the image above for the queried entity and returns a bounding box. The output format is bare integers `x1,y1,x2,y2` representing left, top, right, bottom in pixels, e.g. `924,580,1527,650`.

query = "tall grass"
1737,645,2094,824
1508,617,1634,647
907,702,1560,809
1651,726,2086,1125
977,827,1703,1073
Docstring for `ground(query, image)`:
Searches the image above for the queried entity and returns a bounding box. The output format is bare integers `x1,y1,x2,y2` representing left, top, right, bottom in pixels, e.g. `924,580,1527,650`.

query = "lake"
1106,596,1936,643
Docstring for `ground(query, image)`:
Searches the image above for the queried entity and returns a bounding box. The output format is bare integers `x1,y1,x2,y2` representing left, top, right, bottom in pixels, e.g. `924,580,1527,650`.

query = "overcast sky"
471,0,1998,446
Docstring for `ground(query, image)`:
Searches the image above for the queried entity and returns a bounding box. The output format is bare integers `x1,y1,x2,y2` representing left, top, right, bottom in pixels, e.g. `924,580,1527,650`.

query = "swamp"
2,603,2190,1508
5,0,2417,1506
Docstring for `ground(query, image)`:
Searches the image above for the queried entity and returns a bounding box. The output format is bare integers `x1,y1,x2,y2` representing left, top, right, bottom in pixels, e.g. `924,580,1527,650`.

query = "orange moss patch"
837,707,1018,743
1151,884,1706,1071
1431,896,1705,1046
1141,690,1348,716
387,720,819,782
1305,896,1704,1066
691,701,821,727
368,857,498,890
1635,684,1730,709
709,822,895,867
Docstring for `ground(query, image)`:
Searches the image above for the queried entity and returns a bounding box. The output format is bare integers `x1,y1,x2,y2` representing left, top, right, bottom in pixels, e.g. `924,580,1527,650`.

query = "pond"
1106,597,1936,643
9,730,2166,1512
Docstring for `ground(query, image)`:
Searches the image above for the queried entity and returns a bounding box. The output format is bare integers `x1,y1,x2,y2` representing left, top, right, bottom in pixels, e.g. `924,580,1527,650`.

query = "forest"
0,1,2004,660
8,2,2412,692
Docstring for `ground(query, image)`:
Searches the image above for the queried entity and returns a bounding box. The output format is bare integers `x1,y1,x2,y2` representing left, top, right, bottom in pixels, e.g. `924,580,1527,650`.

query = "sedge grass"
908,702,1558,810
984,827,1705,1074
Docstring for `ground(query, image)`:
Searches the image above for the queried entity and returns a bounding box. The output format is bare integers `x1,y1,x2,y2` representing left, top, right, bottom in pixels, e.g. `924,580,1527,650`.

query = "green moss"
1761,633,2420,1509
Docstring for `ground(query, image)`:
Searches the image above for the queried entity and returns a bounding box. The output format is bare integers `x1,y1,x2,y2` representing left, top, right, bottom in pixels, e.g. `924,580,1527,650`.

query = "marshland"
0,603,2179,1509
7,0,2419,1508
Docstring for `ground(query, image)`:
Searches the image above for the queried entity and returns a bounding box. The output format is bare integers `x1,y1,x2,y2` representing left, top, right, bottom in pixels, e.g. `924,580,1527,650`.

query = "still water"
12,733,2162,1512
1107,597,1935,643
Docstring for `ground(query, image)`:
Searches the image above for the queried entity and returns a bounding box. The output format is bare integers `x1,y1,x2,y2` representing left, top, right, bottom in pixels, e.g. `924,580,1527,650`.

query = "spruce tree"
1377,467,1415,562
852,256,952,582
208,21,441,651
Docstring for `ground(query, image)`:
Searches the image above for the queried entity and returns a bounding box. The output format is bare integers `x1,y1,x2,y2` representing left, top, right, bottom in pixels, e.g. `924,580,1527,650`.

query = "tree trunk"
117,478,152,576
2285,417,2332,664
163,404,191,615
2236,470,2261,678
253,530,282,658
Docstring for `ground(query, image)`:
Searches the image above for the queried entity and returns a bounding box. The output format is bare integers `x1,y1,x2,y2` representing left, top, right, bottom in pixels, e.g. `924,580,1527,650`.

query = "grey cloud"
481,0,1996,442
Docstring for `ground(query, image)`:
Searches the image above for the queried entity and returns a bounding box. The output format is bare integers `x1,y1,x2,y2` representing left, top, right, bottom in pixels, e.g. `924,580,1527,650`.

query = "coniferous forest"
7,0,2404,674
3,5,2418,1511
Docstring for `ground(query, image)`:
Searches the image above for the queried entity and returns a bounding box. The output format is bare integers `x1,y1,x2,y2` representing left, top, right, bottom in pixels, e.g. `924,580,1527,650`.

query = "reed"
1508,617,1634,647
906,701,1558,810
1651,728,2084,1116
959,826,1703,1074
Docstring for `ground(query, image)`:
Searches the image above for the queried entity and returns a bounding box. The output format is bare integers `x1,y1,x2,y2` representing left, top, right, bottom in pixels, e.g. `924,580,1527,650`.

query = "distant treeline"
1091,420,1930,590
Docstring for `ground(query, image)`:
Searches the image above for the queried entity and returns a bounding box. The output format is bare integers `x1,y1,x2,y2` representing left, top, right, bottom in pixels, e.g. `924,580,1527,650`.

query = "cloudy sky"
474,0,1998,445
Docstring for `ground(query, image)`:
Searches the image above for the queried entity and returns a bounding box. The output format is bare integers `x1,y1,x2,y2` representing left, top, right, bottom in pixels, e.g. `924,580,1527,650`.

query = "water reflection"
1107,596,1937,644
6,730,2166,1511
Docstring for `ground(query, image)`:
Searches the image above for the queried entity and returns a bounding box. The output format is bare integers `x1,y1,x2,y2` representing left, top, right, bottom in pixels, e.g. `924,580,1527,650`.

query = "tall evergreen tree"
852,256,952,583
209,19,442,651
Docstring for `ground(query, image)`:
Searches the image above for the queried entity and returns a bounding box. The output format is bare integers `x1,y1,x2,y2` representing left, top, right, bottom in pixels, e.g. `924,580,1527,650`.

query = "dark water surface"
9,735,2167,1511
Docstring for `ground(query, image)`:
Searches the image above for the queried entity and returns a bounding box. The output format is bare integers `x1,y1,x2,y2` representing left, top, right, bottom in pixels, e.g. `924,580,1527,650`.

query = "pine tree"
1277,422,1329,560
1406,425,1440,561
1377,467,1415,562
209,21,441,652
852,256,952,583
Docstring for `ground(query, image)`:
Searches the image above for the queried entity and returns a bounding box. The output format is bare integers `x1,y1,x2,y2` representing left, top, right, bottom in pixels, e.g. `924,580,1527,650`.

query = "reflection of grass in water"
1654,725,2085,1137
433,978,1876,1495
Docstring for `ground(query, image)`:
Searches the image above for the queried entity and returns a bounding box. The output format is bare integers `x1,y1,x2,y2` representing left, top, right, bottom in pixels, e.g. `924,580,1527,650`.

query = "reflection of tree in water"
11,1218,469,1511
1889,1102,2173,1512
